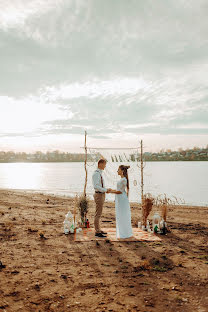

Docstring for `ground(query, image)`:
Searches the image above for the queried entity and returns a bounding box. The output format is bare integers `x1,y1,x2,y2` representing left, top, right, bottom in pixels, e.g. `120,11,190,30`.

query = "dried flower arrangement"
154,195,171,222
155,194,182,222
76,194,89,226
142,193,182,227
142,193,154,227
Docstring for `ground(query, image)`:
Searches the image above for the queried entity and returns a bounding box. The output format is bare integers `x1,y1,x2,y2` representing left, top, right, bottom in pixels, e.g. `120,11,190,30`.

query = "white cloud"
0,0,65,30
0,1,208,151
0,95,73,134
41,77,150,101
124,123,158,129
178,123,208,129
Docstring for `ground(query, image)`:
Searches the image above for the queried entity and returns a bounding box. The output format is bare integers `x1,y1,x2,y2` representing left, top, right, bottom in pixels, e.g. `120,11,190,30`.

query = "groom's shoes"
100,230,107,234
95,232,107,238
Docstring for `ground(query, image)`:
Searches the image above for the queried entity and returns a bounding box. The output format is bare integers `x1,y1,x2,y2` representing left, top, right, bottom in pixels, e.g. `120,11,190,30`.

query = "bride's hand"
108,189,116,193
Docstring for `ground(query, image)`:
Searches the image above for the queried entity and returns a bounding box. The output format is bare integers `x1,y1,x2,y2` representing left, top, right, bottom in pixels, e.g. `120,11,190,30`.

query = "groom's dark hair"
98,159,107,165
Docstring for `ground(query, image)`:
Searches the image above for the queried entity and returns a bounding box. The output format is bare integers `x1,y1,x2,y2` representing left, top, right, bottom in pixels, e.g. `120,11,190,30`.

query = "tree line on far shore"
0,146,207,162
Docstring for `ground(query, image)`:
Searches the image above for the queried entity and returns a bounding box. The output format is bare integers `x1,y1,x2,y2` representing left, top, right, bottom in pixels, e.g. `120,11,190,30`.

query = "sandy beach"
0,189,208,312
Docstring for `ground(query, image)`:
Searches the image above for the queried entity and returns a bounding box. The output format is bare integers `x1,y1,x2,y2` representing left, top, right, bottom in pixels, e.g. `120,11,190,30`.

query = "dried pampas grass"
76,194,89,225
142,193,182,226
142,193,154,227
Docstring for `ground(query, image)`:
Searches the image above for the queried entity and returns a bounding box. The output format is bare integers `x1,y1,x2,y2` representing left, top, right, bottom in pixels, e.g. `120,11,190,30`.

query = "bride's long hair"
119,165,130,196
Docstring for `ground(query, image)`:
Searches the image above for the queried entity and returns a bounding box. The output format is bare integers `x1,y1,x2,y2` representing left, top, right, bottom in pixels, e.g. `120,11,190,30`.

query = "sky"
0,0,208,153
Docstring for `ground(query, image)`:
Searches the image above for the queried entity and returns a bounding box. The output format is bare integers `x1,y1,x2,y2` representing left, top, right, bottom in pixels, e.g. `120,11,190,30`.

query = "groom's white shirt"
92,168,107,193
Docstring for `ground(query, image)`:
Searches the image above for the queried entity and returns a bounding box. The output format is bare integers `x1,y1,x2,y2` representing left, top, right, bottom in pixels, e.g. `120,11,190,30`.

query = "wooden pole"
74,196,77,226
140,140,144,205
84,131,88,198
73,195,78,237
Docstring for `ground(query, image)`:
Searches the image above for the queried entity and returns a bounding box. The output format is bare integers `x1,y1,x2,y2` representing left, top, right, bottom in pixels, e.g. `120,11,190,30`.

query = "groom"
92,159,110,237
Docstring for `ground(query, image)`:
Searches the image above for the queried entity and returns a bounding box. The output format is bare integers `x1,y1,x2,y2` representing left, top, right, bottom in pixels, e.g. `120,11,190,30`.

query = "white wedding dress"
115,177,133,238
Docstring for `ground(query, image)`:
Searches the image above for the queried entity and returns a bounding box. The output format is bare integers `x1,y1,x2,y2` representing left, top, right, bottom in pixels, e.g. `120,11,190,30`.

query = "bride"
107,165,133,239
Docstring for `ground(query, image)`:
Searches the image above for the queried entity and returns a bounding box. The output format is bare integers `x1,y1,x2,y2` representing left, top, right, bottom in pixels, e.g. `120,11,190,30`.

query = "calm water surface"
0,162,207,206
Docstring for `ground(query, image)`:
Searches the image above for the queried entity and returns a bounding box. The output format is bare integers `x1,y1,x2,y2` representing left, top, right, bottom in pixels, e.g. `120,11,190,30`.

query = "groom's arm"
108,189,122,194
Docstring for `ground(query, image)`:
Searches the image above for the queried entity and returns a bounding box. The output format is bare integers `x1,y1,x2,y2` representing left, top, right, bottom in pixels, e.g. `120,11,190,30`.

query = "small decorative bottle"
152,212,161,233
86,219,90,228
160,219,166,235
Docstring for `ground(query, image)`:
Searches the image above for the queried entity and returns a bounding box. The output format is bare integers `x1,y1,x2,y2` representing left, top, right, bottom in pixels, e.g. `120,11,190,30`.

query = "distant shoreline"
0,188,207,208
0,188,207,207
1,147,207,162
0,160,207,163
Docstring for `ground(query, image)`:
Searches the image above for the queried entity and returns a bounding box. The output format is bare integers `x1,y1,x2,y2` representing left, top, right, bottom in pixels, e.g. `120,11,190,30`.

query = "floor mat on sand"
74,228,161,242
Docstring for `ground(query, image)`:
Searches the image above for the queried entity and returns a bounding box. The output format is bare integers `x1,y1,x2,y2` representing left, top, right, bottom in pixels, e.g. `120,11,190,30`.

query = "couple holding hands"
92,159,133,239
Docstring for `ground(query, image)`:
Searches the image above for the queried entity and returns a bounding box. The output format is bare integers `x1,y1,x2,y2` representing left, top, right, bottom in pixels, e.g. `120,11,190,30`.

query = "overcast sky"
0,0,208,152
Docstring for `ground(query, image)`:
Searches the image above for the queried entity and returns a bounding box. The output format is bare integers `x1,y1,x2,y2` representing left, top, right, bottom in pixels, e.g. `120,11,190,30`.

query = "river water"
0,161,207,206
